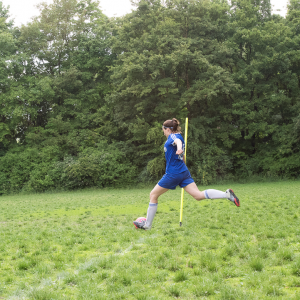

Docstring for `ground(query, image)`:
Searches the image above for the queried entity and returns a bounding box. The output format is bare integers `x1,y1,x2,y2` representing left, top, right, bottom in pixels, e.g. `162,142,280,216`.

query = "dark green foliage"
0,0,300,194
0,143,135,194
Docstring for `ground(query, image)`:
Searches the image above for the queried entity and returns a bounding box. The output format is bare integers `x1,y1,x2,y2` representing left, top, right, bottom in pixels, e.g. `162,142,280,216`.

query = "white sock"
145,203,158,229
204,189,227,199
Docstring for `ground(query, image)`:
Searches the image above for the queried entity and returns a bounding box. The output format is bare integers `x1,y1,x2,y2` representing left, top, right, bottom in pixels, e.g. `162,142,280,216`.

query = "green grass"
1,181,300,299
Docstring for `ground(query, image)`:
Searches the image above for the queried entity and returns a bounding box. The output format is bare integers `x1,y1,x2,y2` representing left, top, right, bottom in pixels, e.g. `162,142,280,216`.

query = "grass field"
1,181,300,299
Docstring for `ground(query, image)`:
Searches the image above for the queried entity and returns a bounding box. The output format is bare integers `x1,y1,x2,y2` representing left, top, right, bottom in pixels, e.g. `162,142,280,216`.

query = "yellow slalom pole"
180,117,188,227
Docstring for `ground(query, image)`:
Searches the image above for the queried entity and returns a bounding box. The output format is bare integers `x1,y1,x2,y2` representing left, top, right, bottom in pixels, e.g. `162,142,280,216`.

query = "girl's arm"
174,139,185,163
173,138,183,155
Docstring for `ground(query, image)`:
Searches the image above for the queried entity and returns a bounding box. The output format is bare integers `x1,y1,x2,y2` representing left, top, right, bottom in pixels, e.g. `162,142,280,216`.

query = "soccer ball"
133,217,146,229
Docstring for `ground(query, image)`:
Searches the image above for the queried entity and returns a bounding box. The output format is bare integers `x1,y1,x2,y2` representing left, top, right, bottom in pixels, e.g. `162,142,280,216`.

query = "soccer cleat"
226,189,240,207
133,218,150,230
133,219,146,230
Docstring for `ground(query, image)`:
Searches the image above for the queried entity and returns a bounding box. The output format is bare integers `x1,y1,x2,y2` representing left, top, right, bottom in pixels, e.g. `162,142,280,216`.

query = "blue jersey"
164,133,188,174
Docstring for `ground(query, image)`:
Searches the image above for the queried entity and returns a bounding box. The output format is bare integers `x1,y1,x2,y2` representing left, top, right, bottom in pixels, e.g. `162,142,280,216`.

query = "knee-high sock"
204,189,227,199
145,203,158,229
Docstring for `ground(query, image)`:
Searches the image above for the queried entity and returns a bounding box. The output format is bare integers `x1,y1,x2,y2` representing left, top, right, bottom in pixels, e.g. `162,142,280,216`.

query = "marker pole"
180,117,188,226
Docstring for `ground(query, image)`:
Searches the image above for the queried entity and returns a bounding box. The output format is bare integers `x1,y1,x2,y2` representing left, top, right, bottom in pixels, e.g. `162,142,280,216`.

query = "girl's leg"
184,182,231,200
150,184,169,203
184,182,206,200
144,184,169,229
184,183,240,206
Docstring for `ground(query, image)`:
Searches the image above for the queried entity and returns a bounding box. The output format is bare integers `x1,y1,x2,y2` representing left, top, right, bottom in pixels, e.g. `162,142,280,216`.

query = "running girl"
134,118,240,230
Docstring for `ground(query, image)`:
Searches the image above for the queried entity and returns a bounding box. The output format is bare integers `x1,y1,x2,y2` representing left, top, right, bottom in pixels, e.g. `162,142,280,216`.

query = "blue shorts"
158,170,194,190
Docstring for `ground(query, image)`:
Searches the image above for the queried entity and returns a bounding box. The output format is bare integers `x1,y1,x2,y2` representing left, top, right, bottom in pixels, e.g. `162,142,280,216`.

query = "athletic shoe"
226,189,240,207
133,219,150,230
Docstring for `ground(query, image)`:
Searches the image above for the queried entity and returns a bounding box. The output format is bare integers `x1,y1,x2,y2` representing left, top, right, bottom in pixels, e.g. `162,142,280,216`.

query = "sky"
2,0,289,27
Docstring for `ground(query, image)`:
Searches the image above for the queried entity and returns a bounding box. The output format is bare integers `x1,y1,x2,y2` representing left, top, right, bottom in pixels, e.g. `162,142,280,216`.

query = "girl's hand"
176,149,183,155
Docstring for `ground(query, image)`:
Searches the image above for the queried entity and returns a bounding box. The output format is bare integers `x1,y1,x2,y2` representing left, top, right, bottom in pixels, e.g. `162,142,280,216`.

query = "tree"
17,0,115,155
226,0,300,178
108,0,238,180
0,1,18,154
0,0,127,194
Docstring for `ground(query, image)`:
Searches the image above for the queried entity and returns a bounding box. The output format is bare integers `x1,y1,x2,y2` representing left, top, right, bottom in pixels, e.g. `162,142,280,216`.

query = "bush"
56,146,136,189
0,142,137,194
189,145,233,185
0,147,42,194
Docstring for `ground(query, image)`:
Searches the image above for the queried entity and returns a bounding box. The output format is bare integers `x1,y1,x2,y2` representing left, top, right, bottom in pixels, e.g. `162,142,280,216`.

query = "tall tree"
0,0,122,194
108,0,238,178
0,1,18,153
227,0,300,177
17,0,115,156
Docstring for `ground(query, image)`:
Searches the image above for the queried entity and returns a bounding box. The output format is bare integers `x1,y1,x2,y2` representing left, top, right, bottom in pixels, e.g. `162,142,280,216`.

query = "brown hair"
163,118,181,133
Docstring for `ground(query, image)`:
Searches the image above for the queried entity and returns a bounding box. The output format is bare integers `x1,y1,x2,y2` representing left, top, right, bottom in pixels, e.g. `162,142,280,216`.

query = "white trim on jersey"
170,134,177,141
170,134,177,146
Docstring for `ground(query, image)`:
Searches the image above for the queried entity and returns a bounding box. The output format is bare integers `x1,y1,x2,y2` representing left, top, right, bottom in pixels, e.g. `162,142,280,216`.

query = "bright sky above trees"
2,0,289,26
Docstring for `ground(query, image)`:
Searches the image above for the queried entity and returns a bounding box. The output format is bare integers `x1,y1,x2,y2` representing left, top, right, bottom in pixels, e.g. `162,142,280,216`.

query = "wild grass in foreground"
0,181,300,299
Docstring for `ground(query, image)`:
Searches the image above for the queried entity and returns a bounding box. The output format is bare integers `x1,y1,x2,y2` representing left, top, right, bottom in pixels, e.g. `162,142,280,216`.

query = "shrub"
0,142,137,194
57,146,136,189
